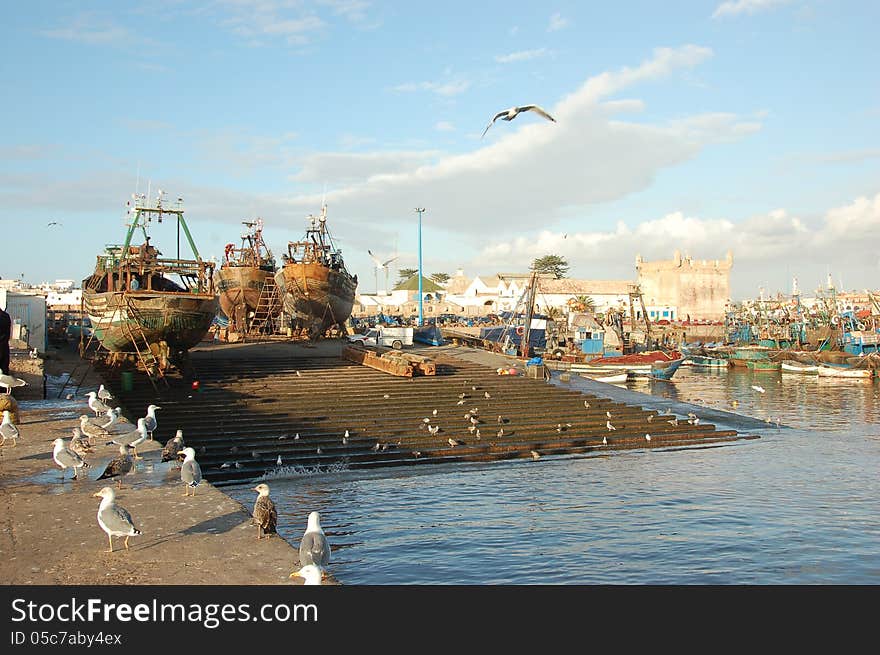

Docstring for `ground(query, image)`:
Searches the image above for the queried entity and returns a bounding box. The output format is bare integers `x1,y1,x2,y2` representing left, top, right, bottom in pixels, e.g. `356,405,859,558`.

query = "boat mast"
522,270,538,358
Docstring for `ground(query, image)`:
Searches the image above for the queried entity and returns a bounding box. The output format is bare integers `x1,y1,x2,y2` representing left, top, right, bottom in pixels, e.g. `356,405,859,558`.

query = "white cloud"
547,12,569,32
392,79,471,97
494,48,549,64
290,150,442,186
279,45,747,238
712,0,792,19
40,15,132,45
434,121,455,132
475,192,880,297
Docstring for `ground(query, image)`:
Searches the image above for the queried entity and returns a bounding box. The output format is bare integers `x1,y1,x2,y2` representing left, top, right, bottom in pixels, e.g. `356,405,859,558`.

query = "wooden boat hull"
687,356,728,368
215,266,278,329
816,365,874,379
275,262,356,335
83,290,218,353
746,360,781,371
581,372,628,383
781,361,818,374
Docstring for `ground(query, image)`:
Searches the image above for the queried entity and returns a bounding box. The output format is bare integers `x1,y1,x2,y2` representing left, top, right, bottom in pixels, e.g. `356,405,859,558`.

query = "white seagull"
85,391,110,417
481,104,557,138
296,511,330,579
0,371,27,395
52,437,90,480
180,447,202,496
606,420,616,431
97,384,113,403
751,385,765,394
1,410,20,446
142,404,161,440
93,486,141,553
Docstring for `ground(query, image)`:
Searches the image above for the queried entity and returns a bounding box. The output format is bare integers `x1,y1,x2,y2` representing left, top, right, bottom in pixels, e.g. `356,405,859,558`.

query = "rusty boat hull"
274,262,356,335
215,266,278,326
83,290,219,353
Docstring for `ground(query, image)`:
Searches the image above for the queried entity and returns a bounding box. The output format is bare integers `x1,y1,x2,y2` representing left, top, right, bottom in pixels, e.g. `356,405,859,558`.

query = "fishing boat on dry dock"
215,218,280,336
274,204,358,339
81,192,218,372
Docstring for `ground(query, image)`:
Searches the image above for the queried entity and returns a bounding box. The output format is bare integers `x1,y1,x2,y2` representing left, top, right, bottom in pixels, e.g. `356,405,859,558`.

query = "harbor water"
226,366,880,584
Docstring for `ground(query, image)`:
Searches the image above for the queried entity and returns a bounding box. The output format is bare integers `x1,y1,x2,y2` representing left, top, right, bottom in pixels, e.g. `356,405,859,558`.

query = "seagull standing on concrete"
142,404,161,440
52,437,90,480
93,486,141,553
180,447,202,496
107,418,149,460
606,420,616,431
97,384,113,403
86,391,110,417
69,427,93,458
252,483,278,540
1,410,20,446
97,444,135,488
296,511,331,578
481,104,557,138
161,429,185,464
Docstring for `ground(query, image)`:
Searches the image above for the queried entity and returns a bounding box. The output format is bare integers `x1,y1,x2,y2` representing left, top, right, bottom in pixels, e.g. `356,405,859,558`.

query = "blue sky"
1,0,878,299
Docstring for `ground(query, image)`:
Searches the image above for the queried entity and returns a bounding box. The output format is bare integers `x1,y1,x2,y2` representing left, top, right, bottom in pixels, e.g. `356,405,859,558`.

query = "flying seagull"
481,104,557,138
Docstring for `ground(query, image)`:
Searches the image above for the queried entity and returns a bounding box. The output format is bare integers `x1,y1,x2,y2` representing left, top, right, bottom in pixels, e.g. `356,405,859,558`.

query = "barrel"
121,371,134,392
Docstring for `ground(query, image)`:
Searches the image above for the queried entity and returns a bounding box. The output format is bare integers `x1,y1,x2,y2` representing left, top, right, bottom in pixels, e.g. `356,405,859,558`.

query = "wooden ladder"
121,296,169,391
248,276,281,336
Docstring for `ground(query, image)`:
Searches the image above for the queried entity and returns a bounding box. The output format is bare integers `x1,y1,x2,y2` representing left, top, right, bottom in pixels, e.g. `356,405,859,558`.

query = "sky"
1,0,878,300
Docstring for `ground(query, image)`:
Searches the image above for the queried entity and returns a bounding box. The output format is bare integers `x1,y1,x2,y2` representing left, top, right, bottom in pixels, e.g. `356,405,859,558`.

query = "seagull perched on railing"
481,104,557,138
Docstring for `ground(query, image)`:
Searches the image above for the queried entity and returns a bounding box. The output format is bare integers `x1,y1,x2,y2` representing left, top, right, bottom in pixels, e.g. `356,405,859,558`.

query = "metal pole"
415,207,425,327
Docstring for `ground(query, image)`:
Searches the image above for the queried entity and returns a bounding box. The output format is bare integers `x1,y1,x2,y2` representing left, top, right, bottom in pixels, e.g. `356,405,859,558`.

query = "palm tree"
571,295,596,313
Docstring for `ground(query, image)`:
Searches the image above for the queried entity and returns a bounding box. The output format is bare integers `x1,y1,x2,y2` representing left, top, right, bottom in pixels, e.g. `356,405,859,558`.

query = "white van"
347,326,414,349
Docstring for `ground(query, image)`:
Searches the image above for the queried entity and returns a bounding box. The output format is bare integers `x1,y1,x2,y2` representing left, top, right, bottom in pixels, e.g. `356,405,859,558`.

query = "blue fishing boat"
687,354,728,369
650,357,685,380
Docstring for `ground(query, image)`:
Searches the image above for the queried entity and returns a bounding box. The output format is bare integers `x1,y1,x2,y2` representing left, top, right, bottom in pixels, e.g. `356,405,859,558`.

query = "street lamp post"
414,207,425,327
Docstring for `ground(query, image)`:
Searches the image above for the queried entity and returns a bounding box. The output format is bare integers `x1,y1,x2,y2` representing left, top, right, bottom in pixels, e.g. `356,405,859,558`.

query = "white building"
0,289,47,350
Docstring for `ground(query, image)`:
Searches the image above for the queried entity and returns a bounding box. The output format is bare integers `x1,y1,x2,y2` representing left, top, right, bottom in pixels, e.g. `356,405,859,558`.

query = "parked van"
347,326,414,349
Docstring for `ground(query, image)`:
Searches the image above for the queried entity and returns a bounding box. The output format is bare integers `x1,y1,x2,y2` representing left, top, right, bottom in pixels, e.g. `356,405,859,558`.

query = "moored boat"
650,357,686,380
274,204,358,338
81,193,218,369
816,364,874,379
746,360,781,372
215,218,279,334
581,372,629,384
780,360,819,374
686,355,729,369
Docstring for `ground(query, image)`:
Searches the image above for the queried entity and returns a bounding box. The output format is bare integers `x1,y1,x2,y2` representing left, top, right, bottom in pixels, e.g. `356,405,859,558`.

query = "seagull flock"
3,378,335,582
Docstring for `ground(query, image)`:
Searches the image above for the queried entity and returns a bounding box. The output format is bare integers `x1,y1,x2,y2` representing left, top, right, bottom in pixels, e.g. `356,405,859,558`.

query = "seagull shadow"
180,511,249,536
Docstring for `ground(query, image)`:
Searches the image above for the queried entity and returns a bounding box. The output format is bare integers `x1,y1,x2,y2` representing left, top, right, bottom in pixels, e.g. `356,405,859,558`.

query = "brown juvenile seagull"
252,483,278,540
481,104,557,138
97,444,135,488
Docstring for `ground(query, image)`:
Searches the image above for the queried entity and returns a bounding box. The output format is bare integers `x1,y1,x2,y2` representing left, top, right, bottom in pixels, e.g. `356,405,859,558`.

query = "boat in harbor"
816,364,874,379
780,360,819,374
650,357,686,380
581,372,628,384
274,204,358,338
81,192,218,369
686,354,729,369
746,360,782,372
215,218,280,335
